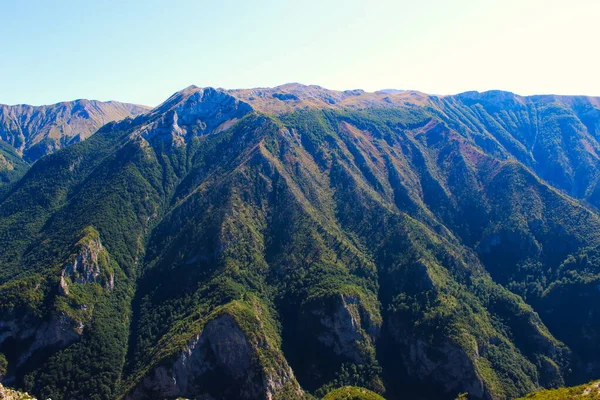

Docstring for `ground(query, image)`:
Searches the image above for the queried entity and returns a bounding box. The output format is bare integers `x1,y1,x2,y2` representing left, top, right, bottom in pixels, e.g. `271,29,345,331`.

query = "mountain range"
0,99,149,188
1,83,600,400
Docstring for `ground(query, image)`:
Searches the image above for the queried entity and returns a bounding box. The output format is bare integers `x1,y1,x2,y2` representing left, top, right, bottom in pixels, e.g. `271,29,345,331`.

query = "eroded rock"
305,293,380,363
126,313,301,400
0,311,82,379
59,228,114,295
136,87,253,145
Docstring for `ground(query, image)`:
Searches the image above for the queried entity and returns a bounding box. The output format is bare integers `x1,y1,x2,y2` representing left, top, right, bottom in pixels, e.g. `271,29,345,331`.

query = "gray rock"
309,294,379,363
136,87,252,145
126,313,301,400
0,311,82,379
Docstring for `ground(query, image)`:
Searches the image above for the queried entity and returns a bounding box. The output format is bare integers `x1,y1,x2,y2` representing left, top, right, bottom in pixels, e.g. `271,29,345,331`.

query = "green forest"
1,85,600,400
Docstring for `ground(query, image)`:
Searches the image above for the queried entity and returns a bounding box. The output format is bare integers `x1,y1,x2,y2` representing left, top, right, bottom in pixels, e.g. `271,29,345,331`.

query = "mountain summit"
1,85,600,400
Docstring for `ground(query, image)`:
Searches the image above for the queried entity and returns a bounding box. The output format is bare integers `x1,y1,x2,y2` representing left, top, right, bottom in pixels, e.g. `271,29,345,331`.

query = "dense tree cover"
0,141,28,193
1,87,600,400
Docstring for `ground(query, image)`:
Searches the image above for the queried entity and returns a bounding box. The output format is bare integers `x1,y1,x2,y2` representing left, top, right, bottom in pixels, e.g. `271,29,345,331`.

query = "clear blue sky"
1,0,598,106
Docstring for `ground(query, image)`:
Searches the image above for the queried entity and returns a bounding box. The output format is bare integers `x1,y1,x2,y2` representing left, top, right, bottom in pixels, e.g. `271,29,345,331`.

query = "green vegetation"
517,380,600,399
1,86,600,400
322,386,385,400
0,141,29,193
0,353,7,377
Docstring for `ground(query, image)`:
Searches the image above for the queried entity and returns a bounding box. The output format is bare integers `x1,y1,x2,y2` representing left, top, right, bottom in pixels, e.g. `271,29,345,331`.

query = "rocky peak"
137,86,253,143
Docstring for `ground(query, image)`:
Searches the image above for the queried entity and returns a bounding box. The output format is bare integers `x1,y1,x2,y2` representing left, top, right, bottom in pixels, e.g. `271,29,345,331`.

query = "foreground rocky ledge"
0,383,36,400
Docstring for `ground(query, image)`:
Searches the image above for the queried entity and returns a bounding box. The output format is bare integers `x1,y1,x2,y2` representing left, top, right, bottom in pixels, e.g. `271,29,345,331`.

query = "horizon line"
2,83,600,108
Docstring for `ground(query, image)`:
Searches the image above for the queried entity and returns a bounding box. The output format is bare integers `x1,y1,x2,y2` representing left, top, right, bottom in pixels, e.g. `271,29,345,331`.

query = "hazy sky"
1,0,598,106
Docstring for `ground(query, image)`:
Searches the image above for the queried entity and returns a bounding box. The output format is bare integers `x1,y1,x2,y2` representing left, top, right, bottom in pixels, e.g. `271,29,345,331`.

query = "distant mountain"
376,89,406,94
0,99,150,163
0,141,28,191
1,84,600,400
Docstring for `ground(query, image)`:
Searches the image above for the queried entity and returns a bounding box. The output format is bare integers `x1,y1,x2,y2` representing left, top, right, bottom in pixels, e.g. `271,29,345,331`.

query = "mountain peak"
140,86,253,143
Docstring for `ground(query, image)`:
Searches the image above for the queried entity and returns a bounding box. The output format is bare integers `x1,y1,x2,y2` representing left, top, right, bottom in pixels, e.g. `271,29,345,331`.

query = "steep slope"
0,99,149,162
234,84,600,208
431,91,600,208
1,85,600,400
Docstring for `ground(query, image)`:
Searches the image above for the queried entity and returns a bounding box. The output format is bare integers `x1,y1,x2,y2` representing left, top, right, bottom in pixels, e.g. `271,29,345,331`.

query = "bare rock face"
0,312,82,383
304,294,380,363
0,154,13,172
406,338,487,400
126,313,301,400
385,312,492,400
17,314,82,366
137,86,253,145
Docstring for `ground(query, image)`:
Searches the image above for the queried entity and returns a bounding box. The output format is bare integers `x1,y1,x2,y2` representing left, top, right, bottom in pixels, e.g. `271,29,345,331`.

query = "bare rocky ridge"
135,86,252,146
227,83,432,114
0,99,149,162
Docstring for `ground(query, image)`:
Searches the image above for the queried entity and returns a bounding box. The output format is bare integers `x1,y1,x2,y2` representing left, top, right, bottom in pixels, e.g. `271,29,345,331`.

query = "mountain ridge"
1,84,600,400
0,99,150,163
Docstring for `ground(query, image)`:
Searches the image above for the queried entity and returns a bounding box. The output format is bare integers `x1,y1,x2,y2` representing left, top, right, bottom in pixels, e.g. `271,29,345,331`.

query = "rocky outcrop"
0,154,13,172
137,86,252,145
126,313,302,400
303,293,380,364
0,228,114,385
0,312,82,382
404,338,487,400
59,228,114,295
0,383,37,400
